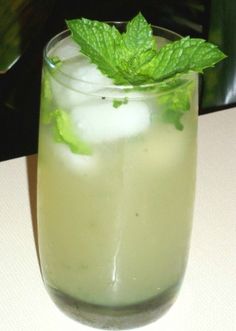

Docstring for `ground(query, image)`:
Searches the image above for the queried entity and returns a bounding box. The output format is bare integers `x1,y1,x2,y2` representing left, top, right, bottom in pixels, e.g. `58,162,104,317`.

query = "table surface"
1,108,236,331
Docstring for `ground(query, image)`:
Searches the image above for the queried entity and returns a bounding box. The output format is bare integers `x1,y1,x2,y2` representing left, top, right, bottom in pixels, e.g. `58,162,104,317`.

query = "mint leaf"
157,80,193,130
53,109,92,155
120,12,156,54
114,13,157,84
121,49,157,84
140,37,226,82
66,18,128,84
113,97,128,108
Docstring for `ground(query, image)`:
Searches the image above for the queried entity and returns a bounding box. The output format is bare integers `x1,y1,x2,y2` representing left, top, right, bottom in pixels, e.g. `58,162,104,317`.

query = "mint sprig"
66,13,160,85
64,13,226,132
66,13,226,86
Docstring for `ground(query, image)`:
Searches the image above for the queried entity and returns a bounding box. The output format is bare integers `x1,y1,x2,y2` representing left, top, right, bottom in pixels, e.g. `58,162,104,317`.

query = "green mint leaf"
113,97,128,108
53,109,92,155
113,13,157,84
157,79,194,130
66,18,128,84
143,37,227,82
120,12,156,54
113,100,123,108
121,49,157,84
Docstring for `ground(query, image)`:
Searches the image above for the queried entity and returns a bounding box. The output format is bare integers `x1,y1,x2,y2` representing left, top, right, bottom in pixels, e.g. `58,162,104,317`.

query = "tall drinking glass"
37,24,198,329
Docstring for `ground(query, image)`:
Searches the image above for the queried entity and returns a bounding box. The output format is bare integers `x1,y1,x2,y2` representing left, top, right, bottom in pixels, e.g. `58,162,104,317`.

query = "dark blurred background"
0,0,235,161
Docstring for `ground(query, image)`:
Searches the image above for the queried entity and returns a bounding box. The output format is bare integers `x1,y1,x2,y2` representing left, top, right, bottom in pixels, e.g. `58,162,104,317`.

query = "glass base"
46,283,179,330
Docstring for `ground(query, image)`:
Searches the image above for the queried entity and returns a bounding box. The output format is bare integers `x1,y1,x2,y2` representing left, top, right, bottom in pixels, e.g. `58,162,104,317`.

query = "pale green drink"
37,26,198,329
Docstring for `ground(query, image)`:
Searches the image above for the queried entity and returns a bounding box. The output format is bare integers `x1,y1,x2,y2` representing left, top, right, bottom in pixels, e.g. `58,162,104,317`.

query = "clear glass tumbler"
37,24,198,329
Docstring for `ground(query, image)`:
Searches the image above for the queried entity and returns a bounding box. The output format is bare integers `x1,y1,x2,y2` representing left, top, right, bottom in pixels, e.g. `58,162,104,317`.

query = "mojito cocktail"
37,14,225,329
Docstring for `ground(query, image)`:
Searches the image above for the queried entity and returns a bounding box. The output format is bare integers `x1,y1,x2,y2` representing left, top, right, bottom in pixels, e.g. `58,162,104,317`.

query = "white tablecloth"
0,108,236,331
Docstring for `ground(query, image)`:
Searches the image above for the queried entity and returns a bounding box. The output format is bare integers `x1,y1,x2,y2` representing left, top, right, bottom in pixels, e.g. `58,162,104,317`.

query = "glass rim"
43,23,193,93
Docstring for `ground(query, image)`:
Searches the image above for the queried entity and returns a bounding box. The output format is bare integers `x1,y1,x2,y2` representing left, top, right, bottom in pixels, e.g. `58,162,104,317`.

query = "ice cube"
51,76,92,110
74,61,112,85
71,99,150,143
51,58,113,109
49,36,81,60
